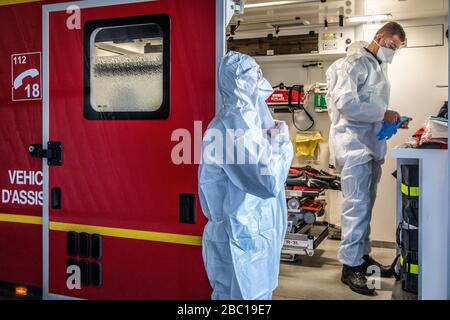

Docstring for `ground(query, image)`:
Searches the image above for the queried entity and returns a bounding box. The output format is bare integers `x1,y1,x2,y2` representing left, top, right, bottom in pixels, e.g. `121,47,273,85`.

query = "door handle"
180,194,196,224
52,187,62,210
29,141,63,166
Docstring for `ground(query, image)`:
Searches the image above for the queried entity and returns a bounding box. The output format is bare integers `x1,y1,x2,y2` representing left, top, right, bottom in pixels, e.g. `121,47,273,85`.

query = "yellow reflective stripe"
0,213,42,225
401,184,420,197
400,255,419,275
0,213,202,247
50,222,202,247
0,0,41,6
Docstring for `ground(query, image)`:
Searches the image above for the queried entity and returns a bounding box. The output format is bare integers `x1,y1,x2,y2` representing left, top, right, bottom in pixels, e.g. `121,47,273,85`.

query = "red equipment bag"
266,84,305,108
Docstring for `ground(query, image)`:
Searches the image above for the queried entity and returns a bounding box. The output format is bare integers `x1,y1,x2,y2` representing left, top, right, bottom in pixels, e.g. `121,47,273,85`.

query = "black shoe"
341,265,376,296
363,255,394,278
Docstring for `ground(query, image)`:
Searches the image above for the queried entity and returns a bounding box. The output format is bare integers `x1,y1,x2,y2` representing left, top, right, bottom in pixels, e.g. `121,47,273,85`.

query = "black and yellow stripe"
401,184,420,197
400,255,419,275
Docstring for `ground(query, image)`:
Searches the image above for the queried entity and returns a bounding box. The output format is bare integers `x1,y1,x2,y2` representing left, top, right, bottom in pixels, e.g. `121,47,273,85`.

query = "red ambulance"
0,0,233,300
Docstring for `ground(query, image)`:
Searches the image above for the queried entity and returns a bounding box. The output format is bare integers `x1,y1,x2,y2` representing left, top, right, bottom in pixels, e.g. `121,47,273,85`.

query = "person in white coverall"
198,51,294,300
326,22,406,295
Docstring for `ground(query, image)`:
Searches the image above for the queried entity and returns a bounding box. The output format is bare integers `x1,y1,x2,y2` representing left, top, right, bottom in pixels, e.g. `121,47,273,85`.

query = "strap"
401,184,419,197
400,254,419,275
396,223,403,248
391,254,401,281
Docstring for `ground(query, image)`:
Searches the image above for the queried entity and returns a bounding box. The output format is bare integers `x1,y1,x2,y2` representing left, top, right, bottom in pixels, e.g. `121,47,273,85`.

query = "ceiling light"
245,0,313,9
273,18,310,28
347,14,392,23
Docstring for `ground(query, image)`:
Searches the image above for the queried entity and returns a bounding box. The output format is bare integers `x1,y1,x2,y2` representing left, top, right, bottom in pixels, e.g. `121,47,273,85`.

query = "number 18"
25,84,40,98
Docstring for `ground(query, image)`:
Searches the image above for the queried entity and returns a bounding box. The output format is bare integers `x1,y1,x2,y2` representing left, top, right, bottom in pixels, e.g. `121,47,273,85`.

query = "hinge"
233,0,245,15
29,141,63,166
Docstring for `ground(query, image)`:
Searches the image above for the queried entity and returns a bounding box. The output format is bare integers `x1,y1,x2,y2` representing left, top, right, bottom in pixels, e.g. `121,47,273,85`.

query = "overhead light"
245,0,313,9
347,14,392,23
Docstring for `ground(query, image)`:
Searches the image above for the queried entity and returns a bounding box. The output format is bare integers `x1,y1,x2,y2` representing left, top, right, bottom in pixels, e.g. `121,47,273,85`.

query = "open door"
43,0,219,299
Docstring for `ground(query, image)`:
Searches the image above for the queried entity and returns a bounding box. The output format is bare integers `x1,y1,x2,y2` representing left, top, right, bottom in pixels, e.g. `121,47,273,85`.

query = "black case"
397,224,419,294
401,249,419,294
401,165,419,226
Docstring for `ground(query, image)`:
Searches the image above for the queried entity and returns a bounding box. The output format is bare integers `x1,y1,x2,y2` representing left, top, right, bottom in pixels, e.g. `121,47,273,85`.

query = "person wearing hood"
326,22,406,295
198,51,293,300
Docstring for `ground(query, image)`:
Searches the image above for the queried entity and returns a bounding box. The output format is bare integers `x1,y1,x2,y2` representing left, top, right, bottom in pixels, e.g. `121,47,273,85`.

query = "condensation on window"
91,24,163,113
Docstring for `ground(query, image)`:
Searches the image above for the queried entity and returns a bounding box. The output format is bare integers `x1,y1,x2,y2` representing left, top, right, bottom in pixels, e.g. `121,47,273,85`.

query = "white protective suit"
199,51,294,300
326,42,390,267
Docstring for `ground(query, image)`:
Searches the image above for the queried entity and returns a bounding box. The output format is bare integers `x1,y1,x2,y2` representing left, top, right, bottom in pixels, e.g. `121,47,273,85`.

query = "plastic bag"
295,132,324,157
420,117,448,145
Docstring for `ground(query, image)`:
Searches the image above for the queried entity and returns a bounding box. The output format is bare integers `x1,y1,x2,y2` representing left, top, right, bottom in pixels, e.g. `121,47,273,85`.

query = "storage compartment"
228,33,319,57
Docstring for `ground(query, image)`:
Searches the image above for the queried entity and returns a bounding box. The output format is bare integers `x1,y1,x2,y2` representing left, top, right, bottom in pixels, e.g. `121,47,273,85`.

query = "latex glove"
377,117,411,141
377,121,398,140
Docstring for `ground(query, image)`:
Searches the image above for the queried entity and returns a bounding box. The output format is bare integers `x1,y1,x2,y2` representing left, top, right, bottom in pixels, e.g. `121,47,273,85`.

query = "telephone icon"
13,68,39,90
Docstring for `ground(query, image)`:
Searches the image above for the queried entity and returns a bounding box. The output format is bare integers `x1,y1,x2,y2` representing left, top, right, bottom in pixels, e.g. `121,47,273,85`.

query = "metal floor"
274,239,397,300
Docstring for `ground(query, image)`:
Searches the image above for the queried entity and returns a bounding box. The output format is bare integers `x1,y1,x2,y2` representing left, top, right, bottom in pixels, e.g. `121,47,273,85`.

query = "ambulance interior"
228,0,449,299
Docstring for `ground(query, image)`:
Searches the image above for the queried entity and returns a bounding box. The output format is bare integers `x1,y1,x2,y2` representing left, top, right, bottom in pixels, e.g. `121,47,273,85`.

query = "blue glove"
377,121,398,140
377,117,410,141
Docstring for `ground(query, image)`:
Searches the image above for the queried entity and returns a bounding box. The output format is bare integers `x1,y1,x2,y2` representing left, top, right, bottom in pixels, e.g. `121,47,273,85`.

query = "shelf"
391,147,448,159
253,52,346,63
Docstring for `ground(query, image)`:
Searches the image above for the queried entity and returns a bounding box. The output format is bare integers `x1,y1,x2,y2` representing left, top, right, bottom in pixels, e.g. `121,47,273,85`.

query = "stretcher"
282,167,333,261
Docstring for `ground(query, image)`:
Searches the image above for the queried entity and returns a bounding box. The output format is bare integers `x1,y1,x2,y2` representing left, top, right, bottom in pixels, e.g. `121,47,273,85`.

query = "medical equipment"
395,164,420,294
312,83,328,112
266,83,305,111
282,186,329,261
287,166,341,190
397,223,419,294
266,83,315,131
281,166,341,261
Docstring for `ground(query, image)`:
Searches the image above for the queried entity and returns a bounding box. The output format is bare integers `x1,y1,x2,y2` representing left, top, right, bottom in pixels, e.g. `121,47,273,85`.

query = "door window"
84,14,170,120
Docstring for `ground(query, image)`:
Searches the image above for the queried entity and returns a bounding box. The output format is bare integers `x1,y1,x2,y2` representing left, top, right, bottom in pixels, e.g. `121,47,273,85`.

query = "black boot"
341,265,376,296
362,255,394,278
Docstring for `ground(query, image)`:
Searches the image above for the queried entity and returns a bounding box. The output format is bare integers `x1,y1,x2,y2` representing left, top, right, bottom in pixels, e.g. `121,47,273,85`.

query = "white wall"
373,16,448,242
259,16,449,241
